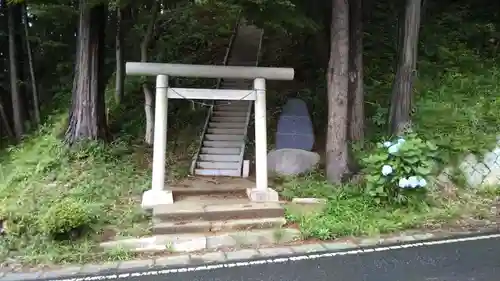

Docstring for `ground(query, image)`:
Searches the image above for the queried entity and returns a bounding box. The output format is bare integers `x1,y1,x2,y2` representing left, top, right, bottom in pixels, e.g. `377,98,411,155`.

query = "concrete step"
213,111,248,117
212,116,247,123
152,217,286,235
153,202,284,222
209,122,246,128
195,169,240,177
170,185,248,195
200,147,240,154
215,100,250,105
206,128,245,135
205,134,245,141
203,140,244,147
197,161,240,170
214,105,249,111
198,154,240,162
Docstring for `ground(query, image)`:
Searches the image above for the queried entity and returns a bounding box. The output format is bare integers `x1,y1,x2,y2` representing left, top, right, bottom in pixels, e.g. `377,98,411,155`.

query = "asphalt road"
47,234,500,281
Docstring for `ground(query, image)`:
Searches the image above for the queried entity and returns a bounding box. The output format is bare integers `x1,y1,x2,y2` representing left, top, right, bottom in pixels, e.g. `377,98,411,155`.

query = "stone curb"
0,230,483,281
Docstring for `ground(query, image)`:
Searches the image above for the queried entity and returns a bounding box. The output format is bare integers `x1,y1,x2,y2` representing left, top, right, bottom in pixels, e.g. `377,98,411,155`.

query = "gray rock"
267,149,320,176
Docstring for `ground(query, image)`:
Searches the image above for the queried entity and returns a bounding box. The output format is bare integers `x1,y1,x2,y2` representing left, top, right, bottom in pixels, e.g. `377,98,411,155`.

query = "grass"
0,111,199,266
281,174,497,241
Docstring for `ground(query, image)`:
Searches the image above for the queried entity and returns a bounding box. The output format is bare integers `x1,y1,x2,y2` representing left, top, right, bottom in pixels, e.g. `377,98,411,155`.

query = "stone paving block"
483,169,500,186
190,252,226,264
359,237,384,246
258,247,294,257
40,266,82,279
171,236,207,252
322,241,358,251
382,235,416,244
1,272,42,281
118,259,154,270
80,262,119,274
225,249,260,261
412,233,435,240
154,255,191,267
291,243,326,253
474,162,490,176
230,230,273,247
483,152,499,169
206,234,237,249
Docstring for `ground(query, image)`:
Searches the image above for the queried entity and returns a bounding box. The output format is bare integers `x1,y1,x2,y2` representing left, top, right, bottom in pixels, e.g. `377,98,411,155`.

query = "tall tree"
22,1,40,124
65,0,109,144
140,0,159,145
348,0,364,141
7,3,24,140
326,0,350,184
114,5,124,104
388,0,422,135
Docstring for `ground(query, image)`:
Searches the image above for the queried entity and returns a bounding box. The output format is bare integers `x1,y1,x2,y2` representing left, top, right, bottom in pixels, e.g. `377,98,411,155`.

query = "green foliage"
284,184,470,241
361,134,442,204
38,198,93,238
274,171,340,200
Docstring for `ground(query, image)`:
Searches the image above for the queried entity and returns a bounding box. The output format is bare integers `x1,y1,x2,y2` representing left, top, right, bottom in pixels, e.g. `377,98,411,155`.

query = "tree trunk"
141,0,160,146
22,2,41,125
347,0,364,142
64,0,109,144
0,100,13,138
388,0,422,135
326,0,350,184
7,3,24,140
115,6,124,104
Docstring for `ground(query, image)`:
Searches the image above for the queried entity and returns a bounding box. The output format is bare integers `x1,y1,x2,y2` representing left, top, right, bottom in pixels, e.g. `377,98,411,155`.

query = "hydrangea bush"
361,133,442,204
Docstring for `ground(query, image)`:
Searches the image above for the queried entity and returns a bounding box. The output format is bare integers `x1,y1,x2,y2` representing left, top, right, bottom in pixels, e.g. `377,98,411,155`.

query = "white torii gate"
125,62,294,209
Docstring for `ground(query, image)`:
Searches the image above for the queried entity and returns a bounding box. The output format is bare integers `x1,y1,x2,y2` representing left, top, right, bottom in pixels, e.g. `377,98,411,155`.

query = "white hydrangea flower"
381,165,393,176
408,176,419,188
398,177,409,188
383,141,392,147
418,178,427,187
388,144,400,154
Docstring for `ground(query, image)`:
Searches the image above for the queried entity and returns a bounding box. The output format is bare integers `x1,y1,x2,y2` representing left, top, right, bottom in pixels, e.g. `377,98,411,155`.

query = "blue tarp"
275,98,314,151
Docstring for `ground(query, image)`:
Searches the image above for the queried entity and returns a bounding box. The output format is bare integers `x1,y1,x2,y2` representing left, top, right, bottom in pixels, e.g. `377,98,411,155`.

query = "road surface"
45,233,500,281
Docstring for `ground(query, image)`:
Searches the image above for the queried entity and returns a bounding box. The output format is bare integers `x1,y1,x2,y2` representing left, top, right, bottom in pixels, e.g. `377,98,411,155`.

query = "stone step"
205,134,245,141
153,202,284,222
209,122,246,128
170,185,248,195
206,127,245,135
197,161,241,170
215,100,250,105
212,116,247,123
194,169,240,177
203,140,244,147
152,217,286,235
212,111,248,117
198,154,240,162
200,147,240,154
214,104,249,110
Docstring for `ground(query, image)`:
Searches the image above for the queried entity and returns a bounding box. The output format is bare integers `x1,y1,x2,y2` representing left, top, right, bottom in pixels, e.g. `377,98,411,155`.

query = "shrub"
361,133,442,204
38,198,93,239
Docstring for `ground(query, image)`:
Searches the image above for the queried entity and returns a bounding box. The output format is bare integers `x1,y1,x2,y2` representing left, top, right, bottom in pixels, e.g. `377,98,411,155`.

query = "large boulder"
267,148,320,176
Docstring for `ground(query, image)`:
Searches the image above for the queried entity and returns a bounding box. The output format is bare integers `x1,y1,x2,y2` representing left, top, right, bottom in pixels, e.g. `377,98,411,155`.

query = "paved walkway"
9,232,500,281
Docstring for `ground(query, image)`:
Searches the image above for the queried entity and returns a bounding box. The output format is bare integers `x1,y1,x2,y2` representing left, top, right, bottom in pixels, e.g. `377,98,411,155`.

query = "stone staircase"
191,23,263,177
152,185,285,237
